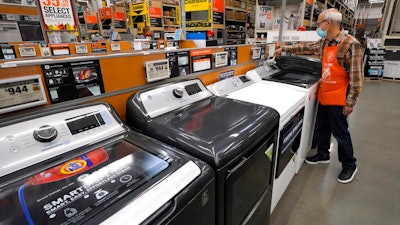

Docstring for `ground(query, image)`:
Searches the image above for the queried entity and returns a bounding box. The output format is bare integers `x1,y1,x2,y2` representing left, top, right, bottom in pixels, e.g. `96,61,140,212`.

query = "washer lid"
226,83,306,127
147,96,279,168
0,140,198,225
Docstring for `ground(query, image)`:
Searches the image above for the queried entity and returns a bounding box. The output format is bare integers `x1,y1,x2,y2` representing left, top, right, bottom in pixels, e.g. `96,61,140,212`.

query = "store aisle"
270,80,400,225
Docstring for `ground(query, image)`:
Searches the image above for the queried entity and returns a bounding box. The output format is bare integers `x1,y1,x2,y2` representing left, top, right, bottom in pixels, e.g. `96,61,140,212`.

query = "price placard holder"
145,59,170,82
0,75,48,114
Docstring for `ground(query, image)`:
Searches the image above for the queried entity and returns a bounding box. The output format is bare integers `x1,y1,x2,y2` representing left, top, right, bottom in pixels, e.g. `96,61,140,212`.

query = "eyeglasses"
317,20,327,28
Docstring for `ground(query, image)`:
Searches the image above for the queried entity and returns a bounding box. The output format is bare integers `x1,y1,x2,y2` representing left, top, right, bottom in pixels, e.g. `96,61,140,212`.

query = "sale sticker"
38,0,77,31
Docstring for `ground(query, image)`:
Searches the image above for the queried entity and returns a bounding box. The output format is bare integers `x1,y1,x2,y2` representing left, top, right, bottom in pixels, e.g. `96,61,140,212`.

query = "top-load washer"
207,75,306,213
247,55,321,174
0,102,215,225
126,78,279,225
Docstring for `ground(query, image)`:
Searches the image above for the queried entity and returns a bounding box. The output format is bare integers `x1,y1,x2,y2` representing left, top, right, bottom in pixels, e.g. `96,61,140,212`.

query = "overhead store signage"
185,0,210,12
130,2,147,16
38,0,77,31
257,5,273,30
0,75,48,114
212,0,224,25
98,8,112,20
149,0,162,18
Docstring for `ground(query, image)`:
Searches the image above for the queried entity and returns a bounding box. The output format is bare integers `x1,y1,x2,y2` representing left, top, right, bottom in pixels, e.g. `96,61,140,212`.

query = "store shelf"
226,6,247,12
226,19,247,23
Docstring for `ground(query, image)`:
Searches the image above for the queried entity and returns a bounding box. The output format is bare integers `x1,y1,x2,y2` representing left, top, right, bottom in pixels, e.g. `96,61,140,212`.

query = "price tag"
251,47,261,60
110,43,121,51
75,45,88,54
214,52,228,68
0,75,47,114
19,47,37,57
145,59,170,82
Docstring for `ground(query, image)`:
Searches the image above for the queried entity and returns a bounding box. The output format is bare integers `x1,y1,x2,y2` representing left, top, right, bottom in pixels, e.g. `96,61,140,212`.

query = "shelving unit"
225,0,255,45
162,3,180,37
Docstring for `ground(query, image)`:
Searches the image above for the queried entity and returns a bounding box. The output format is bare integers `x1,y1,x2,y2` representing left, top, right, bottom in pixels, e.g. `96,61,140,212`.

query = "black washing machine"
0,102,215,225
126,78,280,225
263,55,321,88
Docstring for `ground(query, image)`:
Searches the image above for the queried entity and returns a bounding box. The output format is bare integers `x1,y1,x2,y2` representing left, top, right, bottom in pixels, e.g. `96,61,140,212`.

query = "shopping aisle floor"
270,80,400,225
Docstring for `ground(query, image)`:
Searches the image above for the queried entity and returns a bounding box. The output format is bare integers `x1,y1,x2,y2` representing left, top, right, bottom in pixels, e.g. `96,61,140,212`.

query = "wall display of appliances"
126,78,279,225
246,55,322,176
0,14,44,42
0,102,215,225
166,51,190,77
41,60,105,104
0,21,23,42
207,75,306,214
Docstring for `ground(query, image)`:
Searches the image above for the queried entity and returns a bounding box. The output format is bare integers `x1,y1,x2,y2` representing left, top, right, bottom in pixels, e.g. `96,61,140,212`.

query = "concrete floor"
270,80,400,225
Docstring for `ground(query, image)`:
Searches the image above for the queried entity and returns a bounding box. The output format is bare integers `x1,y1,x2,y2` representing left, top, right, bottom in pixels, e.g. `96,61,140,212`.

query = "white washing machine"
207,75,306,214
247,55,321,174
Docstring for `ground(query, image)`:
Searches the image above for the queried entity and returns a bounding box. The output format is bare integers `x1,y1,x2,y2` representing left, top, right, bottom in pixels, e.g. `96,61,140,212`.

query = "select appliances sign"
38,0,76,31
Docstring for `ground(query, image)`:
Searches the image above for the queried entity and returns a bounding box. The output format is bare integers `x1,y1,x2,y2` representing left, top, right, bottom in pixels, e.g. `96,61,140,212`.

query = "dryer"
247,55,321,174
0,102,215,225
207,75,306,213
126,78,279,225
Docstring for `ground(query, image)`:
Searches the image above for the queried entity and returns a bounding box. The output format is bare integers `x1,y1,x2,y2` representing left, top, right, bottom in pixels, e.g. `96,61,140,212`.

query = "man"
274,8,363,184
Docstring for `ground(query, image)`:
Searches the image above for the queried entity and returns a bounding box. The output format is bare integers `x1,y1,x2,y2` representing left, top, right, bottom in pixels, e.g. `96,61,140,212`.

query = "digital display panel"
66,113,105,135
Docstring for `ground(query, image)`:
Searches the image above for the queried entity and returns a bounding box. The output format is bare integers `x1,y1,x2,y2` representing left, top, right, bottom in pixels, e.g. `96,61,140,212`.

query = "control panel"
246,64,281,81
207,75,255,96
0,104,125,177
139,79,213,118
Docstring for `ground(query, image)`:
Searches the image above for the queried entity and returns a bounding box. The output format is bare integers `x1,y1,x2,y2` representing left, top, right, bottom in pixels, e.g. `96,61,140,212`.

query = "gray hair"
324,11,342,23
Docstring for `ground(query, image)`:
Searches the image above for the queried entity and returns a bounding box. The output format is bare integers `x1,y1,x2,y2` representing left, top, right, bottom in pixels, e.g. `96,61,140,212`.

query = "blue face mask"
316,28,327,38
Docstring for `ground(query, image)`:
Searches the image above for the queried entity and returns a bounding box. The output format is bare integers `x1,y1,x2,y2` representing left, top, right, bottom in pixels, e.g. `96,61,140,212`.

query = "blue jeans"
315,103,357,169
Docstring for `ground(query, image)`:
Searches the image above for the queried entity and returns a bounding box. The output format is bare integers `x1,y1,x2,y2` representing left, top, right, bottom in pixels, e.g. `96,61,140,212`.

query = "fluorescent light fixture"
369,0,384,3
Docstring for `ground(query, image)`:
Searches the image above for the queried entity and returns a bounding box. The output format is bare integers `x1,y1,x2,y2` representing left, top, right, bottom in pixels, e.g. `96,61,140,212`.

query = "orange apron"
318,41,349,106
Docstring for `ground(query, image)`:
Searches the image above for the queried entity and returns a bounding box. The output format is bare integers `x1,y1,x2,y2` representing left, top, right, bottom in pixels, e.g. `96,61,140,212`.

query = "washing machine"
207,75,306,213
126,78,279,225
0,102,216,225
247,55,321,174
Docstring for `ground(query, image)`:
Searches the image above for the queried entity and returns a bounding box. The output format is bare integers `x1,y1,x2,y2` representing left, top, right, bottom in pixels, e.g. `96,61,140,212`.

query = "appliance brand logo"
60,160,87,174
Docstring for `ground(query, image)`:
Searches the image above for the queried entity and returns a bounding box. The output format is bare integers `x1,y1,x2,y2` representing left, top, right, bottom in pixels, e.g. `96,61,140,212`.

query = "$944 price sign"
0,76,47,114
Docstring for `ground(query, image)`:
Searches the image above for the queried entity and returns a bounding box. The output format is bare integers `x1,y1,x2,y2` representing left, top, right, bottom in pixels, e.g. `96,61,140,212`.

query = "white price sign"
0,75,47,114
75,45,88,54
145,59,170,82
251,47,261,60
19,47,37,57
111,43,121,51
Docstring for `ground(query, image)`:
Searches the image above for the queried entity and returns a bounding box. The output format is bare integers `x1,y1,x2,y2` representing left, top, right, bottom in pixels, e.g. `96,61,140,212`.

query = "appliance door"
225,133,276,225
0,140,176,225
0,21,23,42
149,96,279,168
17,20,45,42
276,108,305,178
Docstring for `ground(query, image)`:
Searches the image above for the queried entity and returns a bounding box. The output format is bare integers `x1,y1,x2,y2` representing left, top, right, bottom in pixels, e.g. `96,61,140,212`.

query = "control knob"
172,88,184,98
33,125,58,142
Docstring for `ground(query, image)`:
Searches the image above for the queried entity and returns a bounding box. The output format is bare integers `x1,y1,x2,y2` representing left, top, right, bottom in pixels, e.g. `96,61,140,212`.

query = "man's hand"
343,105,353,116
274,48,283,57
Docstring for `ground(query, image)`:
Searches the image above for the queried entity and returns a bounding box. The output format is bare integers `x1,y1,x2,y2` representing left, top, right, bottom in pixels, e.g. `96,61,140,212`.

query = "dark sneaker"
305,153,330,165
337,167,358,184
